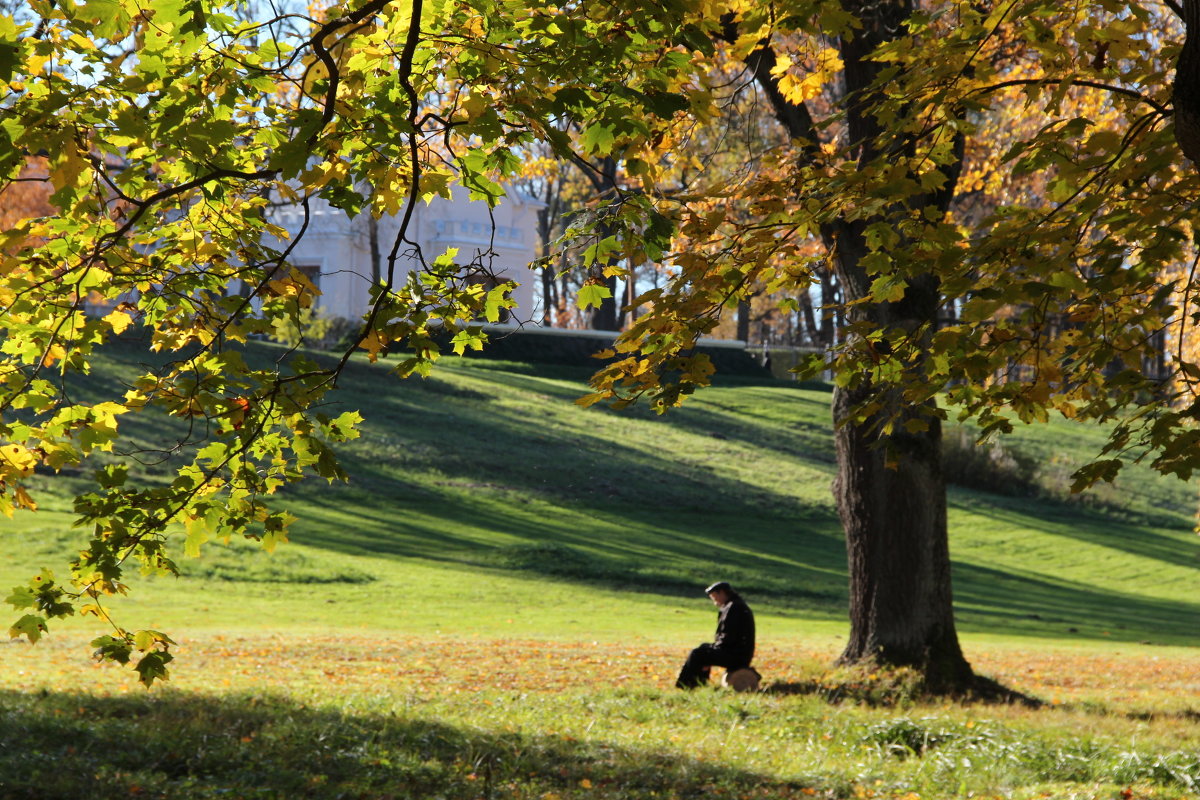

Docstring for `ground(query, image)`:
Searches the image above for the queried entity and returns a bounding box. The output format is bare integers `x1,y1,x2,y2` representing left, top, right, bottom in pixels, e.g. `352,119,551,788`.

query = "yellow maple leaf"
42,343,66,367
13,484,37,511
0,444,39,478
359,329,389,362
778,48,844,105
104,309,133,335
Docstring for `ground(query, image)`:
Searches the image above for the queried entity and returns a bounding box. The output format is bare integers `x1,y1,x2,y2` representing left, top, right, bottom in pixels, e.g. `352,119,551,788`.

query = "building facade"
266,188,542,323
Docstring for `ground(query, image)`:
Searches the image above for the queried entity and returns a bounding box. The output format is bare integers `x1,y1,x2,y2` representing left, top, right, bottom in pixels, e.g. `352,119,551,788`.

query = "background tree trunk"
535,169,565,326
799,289,819,347
820,270,837,347
368,212,382,287
589,274,620,330
736,297,752,343
585,157,621,331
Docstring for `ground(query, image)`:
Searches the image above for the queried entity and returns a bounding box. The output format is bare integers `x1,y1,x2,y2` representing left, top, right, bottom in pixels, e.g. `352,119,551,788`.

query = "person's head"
705,580,734,606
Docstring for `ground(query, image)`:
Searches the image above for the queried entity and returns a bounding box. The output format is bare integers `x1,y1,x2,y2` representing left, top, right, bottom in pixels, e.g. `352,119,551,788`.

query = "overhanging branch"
973,78,1170,116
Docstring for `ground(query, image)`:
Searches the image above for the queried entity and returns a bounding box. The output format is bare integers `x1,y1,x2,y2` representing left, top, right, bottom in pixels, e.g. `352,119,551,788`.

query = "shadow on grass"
952,491,1200,576
431,362,839,474
42,339,1200,645
325,372,836,523
287,483,850,609
0,689,813,800
765,674,1043,709
950,560,1200,645
1123,708,1200,724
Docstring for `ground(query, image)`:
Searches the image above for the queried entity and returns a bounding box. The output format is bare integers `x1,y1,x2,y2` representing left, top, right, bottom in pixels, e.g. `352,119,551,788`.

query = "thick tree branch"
331,0,426,382
1174,0,1200,162
717,16,821,155
94,167,278,254
308,0,391,143
975,78,1170,116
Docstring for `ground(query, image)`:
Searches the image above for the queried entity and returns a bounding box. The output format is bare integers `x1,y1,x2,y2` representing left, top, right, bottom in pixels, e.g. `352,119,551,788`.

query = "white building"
267,188,542,323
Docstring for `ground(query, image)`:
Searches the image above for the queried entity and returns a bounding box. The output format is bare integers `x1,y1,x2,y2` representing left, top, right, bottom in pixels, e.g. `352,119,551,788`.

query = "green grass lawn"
2,343,1199,799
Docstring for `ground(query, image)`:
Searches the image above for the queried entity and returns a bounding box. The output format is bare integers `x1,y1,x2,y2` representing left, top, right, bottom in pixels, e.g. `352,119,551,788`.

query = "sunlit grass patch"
2,634,1198,798
7,637,1196,800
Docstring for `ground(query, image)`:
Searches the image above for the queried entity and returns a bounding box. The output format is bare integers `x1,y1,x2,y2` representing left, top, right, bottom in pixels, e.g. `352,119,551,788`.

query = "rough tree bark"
1174,0,1200,164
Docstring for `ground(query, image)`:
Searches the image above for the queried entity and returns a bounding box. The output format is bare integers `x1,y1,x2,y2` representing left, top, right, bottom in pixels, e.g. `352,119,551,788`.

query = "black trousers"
675,644,749,689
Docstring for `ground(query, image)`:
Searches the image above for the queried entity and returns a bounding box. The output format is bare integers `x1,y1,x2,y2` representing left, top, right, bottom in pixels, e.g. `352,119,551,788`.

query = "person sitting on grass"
675,581,755,689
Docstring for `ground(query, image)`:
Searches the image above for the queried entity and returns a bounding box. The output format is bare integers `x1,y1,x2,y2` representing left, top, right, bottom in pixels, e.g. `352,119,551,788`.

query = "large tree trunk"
830,246,972,688
828,0,974,689
832,383,970,689
730,0,974,690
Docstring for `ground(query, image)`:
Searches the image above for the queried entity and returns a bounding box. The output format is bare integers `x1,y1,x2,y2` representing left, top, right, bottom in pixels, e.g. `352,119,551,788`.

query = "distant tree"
0,156,53,230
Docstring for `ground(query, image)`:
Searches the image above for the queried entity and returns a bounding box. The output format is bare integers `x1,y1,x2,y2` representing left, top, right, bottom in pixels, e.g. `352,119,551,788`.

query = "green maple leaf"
577,283,613,310
9,614,47,644
581,124,616,155
91,635,133,665
134,650,174,687
5,586,35,610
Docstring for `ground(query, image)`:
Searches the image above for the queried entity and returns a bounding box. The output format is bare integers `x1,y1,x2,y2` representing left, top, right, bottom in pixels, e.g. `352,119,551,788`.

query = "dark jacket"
713,593,755,665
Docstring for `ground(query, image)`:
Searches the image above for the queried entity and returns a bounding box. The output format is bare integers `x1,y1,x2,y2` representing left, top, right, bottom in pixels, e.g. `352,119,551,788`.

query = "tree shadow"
765,673,1043,708
0,688,816,800
284,486,850,612
949,490,1200,574
446,363,837,464
949,560,1200,645
325,361,838,524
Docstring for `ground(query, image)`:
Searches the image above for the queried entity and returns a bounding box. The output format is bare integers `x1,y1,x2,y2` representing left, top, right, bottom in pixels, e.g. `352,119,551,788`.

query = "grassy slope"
4,342,1197,649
